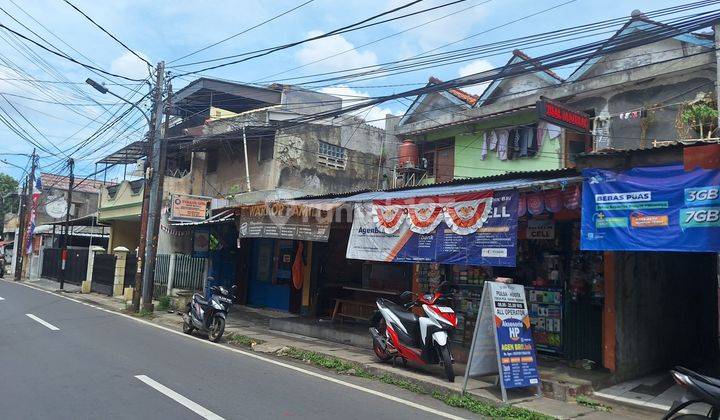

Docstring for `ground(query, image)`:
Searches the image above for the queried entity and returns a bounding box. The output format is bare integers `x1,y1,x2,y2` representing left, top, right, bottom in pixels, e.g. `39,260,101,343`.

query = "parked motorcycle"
369,281,457,382
663,366,720,419
182,284,236,342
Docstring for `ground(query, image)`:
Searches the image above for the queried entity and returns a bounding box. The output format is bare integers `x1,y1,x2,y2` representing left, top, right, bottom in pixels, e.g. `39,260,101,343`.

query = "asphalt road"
0,280,471,420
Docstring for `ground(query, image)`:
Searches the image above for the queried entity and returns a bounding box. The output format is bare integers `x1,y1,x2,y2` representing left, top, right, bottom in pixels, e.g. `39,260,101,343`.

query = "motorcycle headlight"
218,286,228,295
212,300,224,310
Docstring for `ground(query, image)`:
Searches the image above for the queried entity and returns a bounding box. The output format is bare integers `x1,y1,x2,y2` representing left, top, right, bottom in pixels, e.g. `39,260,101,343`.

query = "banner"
581,165,720,252
237,202,335,242
346,190,518,266
462,282,540,401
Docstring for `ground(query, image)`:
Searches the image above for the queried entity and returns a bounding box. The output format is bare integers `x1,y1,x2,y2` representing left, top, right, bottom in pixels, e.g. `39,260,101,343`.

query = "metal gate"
124,253,137,289
91,254,116,296
41,248,88,284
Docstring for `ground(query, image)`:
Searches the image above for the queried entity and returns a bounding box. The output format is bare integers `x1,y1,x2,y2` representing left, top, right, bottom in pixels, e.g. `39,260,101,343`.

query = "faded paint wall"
108,220,141,252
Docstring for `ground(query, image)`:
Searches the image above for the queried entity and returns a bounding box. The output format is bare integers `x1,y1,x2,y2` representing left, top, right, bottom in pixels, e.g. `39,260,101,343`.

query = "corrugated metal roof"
297,168,580,203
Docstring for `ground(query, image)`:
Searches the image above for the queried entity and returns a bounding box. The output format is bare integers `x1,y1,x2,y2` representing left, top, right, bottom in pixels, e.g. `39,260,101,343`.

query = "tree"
0,173,19,234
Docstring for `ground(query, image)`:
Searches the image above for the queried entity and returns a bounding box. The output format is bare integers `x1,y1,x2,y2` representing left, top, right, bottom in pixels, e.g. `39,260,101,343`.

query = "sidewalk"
20,277,659,419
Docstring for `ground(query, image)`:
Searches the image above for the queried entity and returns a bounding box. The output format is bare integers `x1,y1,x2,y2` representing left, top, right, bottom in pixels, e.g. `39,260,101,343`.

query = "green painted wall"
418,111,563,179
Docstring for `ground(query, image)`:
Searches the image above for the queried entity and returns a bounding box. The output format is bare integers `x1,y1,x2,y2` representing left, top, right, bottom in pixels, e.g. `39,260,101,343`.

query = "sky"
0,0,713,183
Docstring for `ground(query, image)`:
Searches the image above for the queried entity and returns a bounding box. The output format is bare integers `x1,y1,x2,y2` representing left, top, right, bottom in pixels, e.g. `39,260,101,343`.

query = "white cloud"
320,85,395,128
295,31,378,72
457,59,494,96
110,51,151,80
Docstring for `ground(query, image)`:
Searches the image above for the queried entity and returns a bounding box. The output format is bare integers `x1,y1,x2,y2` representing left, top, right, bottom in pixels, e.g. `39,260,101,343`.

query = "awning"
44,214,109,227
170,210,234,226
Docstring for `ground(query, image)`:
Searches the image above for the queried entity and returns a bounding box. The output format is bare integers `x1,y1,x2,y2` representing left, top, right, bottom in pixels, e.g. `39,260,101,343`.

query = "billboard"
581,164,720,252
169,194,211,223
346,190,518,267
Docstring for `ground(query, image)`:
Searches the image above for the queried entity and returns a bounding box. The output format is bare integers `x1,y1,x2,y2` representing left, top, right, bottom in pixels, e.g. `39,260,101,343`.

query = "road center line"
25,313,60,331
135,375,224,420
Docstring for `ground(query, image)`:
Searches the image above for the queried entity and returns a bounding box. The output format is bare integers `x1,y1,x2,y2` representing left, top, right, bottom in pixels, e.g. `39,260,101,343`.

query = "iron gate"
91,254,116,296
124,253,137,289
41,248,88,284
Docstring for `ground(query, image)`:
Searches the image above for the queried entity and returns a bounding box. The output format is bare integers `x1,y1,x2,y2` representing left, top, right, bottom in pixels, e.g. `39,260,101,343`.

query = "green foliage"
433,392,554,419
681,103,718,133
226,333,265,348
575,395,612,412
0,172,19,223
157,295,171,311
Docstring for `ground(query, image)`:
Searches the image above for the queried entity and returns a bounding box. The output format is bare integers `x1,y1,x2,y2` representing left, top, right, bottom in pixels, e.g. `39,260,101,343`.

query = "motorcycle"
663,366,720,419
369,281,457,382
182,284,236,342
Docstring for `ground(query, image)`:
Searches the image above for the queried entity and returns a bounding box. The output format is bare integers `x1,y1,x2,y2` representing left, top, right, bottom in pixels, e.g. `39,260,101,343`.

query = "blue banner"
347,190,518,266
581,165,720,252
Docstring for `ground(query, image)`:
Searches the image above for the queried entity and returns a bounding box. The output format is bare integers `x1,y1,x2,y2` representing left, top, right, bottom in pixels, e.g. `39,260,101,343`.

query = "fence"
41,248,89,285
153,253,205,296
91,254,116,296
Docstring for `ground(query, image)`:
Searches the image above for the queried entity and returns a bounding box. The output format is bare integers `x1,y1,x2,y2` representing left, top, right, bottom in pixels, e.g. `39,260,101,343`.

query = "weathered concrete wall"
108,220,141,254
200,138,277,196
274,124,384,194
280,85,341,115
614,252,718,380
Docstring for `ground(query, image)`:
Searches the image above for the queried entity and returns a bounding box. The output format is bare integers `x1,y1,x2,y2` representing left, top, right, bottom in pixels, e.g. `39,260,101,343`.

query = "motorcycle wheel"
438,345,455,382
182,315,194,335
208,316,225,342
373,318,392,362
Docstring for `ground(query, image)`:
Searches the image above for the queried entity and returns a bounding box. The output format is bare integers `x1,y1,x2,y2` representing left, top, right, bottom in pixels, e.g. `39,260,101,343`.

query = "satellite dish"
45,198,68,219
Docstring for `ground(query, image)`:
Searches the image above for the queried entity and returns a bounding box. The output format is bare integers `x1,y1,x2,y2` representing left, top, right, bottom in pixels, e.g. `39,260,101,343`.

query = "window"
258,138,274,162
206,149,219,173
318,141,346,169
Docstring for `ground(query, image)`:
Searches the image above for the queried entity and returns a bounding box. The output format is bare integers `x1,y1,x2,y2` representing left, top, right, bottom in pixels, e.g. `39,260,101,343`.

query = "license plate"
437,306,454,313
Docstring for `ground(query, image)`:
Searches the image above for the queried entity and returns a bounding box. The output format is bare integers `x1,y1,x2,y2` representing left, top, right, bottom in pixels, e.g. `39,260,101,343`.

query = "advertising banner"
346,190,518,266
237,202,335,242
169,194,211,222
581,165,720,252
463,282,540,401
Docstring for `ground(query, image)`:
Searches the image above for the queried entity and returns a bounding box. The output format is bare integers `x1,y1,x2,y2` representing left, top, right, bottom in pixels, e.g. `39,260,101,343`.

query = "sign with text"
192,227,210,258
462,282,541,401
536,97,590,132
169,194,211,222
346,190,518,267
526,220,555,240
237,202,334,242
581,165,720,252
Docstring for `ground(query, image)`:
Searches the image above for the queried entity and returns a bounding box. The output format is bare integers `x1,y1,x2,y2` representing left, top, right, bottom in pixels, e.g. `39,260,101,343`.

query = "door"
247,239,290,311
435,145,454,183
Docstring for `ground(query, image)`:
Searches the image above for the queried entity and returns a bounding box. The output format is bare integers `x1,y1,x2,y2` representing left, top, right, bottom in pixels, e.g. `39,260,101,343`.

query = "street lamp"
86,78,151,128
86,78,155,313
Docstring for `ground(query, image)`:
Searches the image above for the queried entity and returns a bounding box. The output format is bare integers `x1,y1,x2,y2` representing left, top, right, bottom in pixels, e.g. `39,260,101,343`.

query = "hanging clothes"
480,130,498,160
518,127,534,157
496,129,509,160
507,128,521,160
527,125,539,156
480,131,489,160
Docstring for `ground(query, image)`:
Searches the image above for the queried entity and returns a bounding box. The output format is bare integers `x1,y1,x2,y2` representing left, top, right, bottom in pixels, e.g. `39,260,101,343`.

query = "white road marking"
135,375,224,420
8,280,464,420
0,296,4,300
25,313,60,331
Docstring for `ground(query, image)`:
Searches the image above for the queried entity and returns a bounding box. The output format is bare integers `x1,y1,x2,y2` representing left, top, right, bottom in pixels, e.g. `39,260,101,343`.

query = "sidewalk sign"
461,281,541,402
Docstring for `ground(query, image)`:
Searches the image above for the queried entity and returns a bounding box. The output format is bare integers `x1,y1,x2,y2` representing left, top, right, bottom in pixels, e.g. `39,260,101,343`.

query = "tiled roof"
511,49,564,82
40,173,115,194
428,76,479,106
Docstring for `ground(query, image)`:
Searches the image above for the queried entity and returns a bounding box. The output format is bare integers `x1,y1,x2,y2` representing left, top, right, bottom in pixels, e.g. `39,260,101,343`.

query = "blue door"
247,239,290,311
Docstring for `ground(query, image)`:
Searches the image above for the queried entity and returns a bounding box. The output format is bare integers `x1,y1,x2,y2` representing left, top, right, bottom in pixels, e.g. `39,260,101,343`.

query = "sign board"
526,219,555,240
536,97,590,132
581,165,720,252
45,197,67,219
238,202,334,242
192,227,210,258
170,194,211,223
346,190,518,267
462,282,540,401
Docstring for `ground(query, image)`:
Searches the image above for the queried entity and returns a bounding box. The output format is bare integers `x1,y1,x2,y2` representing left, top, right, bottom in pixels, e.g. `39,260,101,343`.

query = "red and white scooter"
369,282,457,382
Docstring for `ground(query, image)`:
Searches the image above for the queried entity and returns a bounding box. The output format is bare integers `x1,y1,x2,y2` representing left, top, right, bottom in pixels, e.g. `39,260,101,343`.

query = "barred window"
318,141,346,169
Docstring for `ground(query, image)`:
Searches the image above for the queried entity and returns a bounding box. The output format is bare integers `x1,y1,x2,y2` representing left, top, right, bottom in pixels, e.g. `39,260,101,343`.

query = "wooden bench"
331,299,376,322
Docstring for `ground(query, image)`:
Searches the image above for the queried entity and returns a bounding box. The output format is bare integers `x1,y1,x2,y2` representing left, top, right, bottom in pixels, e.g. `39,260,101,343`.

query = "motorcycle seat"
192,293,209,307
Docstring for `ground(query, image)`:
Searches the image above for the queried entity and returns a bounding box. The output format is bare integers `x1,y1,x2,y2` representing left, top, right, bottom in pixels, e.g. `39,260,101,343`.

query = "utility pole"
59,158,74,290
15,149,36,282
141,61,166,312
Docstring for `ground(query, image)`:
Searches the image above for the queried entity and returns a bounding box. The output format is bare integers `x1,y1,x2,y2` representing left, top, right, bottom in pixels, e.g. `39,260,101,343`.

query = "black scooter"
181,283,235,342
663,366,720,419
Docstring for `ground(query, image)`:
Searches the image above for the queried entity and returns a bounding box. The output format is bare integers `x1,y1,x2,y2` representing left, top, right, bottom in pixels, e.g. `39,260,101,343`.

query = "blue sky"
0,0,712,182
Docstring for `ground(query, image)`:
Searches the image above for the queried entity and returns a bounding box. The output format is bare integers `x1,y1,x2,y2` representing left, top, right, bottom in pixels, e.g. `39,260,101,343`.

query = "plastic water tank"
397,139,418,169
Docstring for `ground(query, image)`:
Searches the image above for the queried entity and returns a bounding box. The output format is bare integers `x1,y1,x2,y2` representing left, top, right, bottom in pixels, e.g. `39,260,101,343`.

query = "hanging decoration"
372,204,406,234
406,203,444,234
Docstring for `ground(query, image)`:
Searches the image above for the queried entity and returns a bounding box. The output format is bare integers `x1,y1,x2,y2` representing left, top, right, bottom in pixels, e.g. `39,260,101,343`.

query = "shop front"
341,171,606,366
234,201,335,313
